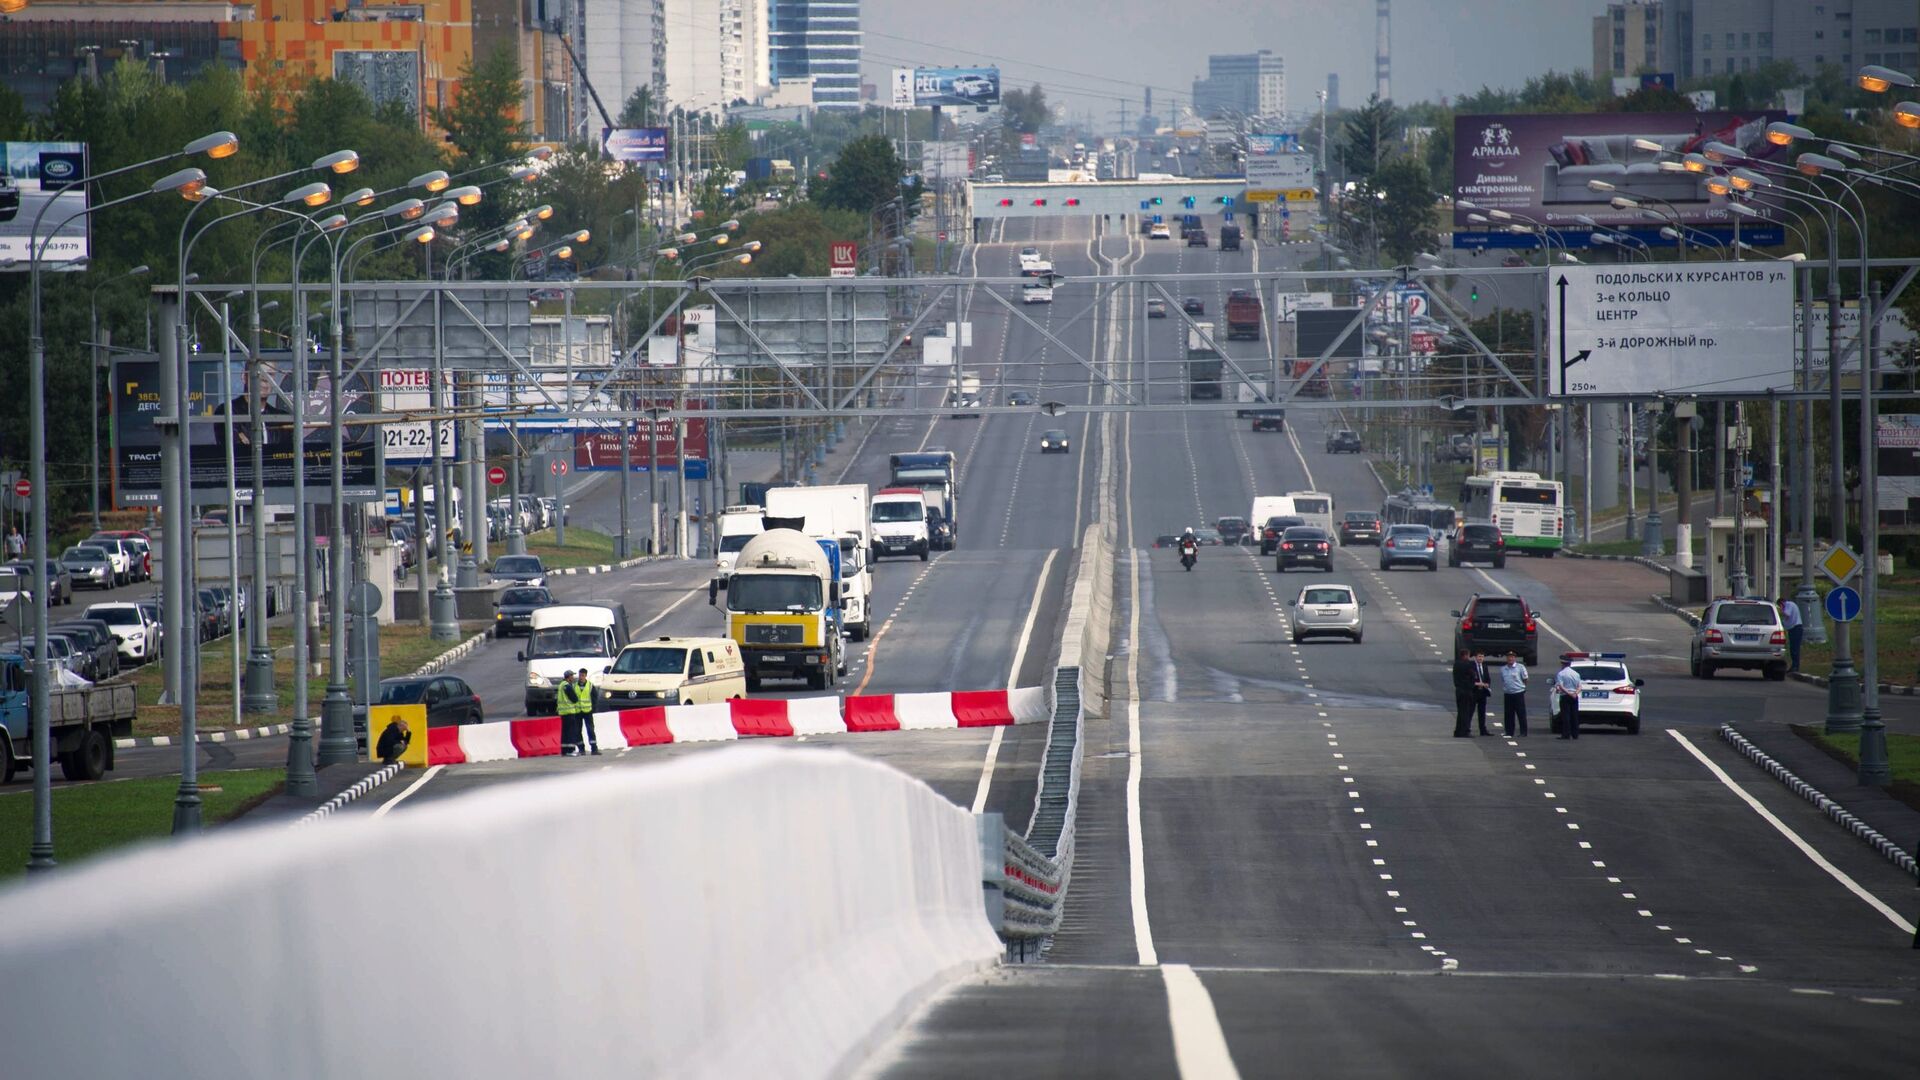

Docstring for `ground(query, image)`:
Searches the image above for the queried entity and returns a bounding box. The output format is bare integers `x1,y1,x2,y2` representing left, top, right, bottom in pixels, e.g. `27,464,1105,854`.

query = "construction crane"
552,29,615,137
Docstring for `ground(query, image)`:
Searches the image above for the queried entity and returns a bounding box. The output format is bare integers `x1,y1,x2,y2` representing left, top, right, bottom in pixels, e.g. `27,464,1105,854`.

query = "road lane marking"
1666,729,1916,935
970,549,1060,814
1120,409,1158,967
635,586,701,635
1162,964,1242,1080
1468,566,1580,652
370,764,442,819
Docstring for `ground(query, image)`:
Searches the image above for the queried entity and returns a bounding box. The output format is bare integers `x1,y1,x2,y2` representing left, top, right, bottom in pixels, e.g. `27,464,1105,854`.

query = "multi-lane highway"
858,222,1919,1075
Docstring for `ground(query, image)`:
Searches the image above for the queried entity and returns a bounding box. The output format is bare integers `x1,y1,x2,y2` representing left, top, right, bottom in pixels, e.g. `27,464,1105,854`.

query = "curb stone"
1648,593,1703,628
115,721,294,751
116,624,500,749
1720,723,1919,880
550,553,660,577
1566,548,1675,576
290,762,406,827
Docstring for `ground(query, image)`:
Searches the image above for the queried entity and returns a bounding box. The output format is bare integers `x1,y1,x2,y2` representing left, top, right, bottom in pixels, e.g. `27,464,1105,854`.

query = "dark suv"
1325,429,1363,454
1276,527,1333,572
1258,515,1307,556
1448,523,1506,568
1452,595,1538,666
1337,512,1382,546
1215,516,1250,545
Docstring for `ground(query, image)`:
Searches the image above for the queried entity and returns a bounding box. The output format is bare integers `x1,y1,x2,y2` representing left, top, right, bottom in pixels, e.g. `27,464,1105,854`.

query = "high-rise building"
1375,0,1391,101
1325,72,1340,113
663,0,724,112
1190,50,1285,122
768,0,861,110
720,0,771,106
1592,1,1916,83
580,0,668,132
1593,2,1670,80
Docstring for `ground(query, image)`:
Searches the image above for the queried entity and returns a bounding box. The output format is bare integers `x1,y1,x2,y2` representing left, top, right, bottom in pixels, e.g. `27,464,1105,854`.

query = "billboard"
1245,153,1314,192
379,367,457,465
0,142,88,265
1451,111,1790,245
603,127,671,162
571,409,710,474
334,51,421,120
890,69,914,108
912,67,1001,107
112,353,383,505
1543,263,1795,397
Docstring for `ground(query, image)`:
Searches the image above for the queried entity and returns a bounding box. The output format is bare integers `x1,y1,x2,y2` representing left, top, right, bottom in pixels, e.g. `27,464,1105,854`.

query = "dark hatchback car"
1452,594,1538,666
375,675,485,728
1448,523,1507,569
1325,429,1364,454
1182,297,1206,316
493,586,555,638
1215,515,1251,545
1337,512,1383,546
1258,515,1307,556
1276,527,1333,572
52,620,120,680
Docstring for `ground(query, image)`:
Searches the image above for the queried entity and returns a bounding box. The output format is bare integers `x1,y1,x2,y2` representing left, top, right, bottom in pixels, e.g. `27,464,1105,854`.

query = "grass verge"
1788,571,1920,686
514,527,620,570
1793,724,1920,814
0,768,283,880
126,622,478,738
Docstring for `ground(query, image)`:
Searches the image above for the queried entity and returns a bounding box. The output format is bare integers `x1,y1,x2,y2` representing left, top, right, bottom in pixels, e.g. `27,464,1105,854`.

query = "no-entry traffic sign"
11,478,29,499
487,466,506,486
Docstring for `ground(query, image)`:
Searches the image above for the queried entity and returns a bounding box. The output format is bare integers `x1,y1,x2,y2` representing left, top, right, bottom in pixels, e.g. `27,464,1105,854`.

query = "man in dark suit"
1452,647,1477,737
1471,650,1493,735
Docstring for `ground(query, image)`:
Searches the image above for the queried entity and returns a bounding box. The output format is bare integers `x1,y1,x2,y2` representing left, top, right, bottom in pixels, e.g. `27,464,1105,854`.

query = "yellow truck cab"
594,636,746,709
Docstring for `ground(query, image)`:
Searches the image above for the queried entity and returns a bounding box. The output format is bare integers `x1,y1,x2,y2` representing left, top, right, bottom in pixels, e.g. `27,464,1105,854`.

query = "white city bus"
1463,471,1565,555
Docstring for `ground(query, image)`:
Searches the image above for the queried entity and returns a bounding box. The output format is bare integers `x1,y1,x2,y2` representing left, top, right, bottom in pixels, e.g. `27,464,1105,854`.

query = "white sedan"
1556,652,1643,734
1149,223,1172,240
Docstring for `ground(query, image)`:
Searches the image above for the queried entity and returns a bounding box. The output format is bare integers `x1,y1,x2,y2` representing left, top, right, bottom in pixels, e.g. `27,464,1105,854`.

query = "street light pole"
1858,281,1889,783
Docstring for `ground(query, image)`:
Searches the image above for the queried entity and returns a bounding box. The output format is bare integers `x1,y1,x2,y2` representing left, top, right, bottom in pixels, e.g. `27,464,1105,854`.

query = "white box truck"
762,484,875,640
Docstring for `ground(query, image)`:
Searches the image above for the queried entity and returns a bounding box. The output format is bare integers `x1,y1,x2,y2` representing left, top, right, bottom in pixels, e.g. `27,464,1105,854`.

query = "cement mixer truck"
715,528,848,691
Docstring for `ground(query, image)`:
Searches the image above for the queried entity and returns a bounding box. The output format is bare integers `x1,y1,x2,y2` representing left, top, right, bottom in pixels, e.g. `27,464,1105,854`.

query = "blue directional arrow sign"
1825,585,1862,623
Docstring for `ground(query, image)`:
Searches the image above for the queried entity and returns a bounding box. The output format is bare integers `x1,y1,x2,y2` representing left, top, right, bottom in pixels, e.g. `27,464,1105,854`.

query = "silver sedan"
1288,583,1365,643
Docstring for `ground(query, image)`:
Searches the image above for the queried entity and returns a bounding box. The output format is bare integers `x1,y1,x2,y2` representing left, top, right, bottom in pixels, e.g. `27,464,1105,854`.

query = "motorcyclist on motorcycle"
1179,527,1199,570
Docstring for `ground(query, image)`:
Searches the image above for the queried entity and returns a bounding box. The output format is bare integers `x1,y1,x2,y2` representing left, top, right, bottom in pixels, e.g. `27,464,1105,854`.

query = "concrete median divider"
1059,522,1116,718
0,747,1001,1079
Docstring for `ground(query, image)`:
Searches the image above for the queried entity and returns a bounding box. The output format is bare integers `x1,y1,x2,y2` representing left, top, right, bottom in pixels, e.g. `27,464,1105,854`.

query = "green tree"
1373,157,1441,263
1339,95,1398,179
432,43,530,271
0,82,26,140
811,134,913,216
617,85,657,128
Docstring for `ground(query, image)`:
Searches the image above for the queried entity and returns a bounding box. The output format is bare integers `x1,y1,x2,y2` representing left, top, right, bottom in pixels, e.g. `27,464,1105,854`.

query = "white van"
713,505,765,588
594,636,747,708
521,604,625,715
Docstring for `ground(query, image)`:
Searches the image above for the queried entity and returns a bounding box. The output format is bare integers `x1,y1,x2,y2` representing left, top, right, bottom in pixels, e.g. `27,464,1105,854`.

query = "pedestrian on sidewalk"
1551,656,1582,740
1778,596,1804,673
4,526,22,560
1499,651,1529,737
1451,647,1478,737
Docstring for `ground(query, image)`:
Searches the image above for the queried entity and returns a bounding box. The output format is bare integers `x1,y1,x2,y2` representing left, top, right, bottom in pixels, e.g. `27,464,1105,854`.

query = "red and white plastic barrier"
426,685,1050,766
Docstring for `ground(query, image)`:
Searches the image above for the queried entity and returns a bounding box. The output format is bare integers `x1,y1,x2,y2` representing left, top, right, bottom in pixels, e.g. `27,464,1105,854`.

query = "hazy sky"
861,0,1603,124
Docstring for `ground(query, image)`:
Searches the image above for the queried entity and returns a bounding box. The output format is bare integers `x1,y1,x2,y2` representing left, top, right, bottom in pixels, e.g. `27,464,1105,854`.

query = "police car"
1557,652,1645,734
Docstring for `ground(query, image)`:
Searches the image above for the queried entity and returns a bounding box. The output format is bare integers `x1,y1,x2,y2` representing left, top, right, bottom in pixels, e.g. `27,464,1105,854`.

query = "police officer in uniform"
558,669,586,755
577,667,600,756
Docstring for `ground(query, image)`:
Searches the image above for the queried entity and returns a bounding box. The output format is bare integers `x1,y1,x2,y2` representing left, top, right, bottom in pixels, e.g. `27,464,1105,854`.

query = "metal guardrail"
980,664,1084,961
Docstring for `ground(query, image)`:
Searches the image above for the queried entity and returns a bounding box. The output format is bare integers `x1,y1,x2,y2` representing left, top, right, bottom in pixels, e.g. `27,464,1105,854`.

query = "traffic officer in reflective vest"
558,669,586,756
576,667,600,756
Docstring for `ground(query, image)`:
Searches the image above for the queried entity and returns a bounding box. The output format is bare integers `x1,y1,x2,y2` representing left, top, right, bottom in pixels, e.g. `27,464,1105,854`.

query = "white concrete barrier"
0,747,1000,1079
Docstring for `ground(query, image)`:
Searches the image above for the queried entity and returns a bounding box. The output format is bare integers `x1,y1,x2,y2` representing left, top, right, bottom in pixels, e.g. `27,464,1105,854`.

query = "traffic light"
1065,198,1080,206
1150,196,1163,206
1032,198,1048,206
1470,287,1480,302
1182,195,1196,209
998,198,1014,206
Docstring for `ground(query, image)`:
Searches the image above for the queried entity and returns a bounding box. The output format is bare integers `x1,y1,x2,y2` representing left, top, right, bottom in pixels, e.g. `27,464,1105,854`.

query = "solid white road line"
1163,963,1243,1080
1122,411,1159,967
1283,419,1319,492
970,550,1061,814
1666,730,1916,935
370,764,443,819
635,585,701,635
